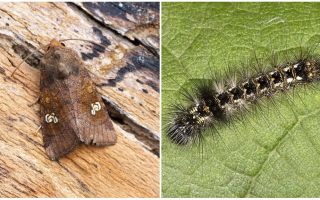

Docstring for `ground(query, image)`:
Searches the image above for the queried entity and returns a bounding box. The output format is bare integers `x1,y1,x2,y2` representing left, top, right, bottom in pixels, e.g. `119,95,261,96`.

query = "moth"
14,39,117,160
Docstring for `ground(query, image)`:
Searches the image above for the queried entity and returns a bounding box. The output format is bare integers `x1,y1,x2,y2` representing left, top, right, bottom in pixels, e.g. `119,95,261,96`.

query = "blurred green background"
162,2,320,197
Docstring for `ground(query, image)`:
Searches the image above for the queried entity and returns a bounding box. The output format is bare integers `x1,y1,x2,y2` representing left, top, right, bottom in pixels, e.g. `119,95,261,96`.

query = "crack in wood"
68,2,159,57
102,96,159,156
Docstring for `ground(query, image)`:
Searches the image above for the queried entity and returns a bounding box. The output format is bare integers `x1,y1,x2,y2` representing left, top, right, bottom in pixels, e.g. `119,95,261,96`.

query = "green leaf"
162,2,320,197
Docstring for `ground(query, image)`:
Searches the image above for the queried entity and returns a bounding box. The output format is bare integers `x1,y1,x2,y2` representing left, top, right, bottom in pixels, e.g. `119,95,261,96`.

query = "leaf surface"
162,2,320,197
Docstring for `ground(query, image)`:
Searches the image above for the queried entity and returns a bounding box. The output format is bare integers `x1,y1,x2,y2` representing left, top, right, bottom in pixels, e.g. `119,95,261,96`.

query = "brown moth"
34,39,116,160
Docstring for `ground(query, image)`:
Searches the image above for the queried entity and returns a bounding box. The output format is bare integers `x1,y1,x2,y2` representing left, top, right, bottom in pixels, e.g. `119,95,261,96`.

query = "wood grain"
77,2,160,54
0,2,159,197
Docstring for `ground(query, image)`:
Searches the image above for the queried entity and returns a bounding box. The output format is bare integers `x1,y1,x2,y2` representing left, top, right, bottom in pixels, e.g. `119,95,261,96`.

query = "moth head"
44,39,66,52
41,40,80,79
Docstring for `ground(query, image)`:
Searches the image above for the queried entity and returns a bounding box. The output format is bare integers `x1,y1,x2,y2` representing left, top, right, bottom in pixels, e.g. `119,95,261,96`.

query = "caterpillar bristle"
165,46,320,146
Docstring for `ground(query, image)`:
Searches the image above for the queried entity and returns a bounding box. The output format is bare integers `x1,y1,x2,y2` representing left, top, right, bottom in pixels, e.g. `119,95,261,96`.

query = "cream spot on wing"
45,113,58,123
91,102,102,115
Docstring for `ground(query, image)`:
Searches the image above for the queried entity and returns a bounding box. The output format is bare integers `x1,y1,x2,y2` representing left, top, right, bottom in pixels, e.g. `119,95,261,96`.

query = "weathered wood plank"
0,2,159,197
76,2,160,55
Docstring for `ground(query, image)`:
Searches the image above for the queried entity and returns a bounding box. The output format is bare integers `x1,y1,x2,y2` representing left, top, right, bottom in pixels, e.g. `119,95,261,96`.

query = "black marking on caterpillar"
165,47,320,145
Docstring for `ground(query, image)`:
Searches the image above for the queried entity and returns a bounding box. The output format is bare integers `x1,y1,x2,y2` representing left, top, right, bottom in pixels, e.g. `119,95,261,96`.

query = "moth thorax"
56,63,80,79
44,49,80,79
57,63,73,77
91,102,102,115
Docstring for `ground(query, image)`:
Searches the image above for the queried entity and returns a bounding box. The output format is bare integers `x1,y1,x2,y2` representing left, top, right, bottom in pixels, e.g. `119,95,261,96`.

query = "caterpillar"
165,46,320,145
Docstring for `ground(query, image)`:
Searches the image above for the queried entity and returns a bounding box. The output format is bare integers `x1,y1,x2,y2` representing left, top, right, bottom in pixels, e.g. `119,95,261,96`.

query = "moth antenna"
10,41,49,78
59,38,111,52
10,48,41,78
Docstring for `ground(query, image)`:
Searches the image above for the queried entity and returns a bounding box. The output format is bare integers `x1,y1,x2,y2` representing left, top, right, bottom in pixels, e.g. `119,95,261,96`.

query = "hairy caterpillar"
165,46,320,145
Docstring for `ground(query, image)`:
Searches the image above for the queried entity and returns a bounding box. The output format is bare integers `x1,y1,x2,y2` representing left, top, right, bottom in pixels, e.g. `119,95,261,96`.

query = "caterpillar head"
166,101,213,145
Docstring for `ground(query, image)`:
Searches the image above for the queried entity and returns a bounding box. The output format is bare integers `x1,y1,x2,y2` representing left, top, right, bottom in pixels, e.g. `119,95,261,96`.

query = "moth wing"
40,79,79,160
67,69,117,146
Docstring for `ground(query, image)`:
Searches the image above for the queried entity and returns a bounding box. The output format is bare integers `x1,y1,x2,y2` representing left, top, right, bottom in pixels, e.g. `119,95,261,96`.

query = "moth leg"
28,97,40,107
32,125,42,137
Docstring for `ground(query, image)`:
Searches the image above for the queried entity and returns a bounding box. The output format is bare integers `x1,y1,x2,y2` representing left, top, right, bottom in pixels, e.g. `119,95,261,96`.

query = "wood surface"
0,2,159,197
